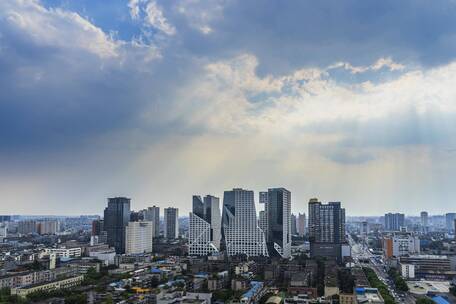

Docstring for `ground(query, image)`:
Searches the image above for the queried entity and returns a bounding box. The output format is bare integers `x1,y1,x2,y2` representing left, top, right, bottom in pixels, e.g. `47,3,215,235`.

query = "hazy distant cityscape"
0,189,455,303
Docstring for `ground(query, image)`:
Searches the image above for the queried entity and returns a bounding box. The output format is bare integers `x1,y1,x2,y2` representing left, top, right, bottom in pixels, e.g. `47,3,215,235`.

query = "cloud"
2,0,456,215
1,0,119,58
128,0,176,36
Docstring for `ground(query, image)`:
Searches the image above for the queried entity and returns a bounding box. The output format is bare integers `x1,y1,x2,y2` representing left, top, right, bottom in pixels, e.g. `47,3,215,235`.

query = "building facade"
308,199,347,262
222,188,268,257
445,213,456,232
125,221,153,254
188,195,221,255
144,206,160,238
104,197,131,254
384,213,405,231
383,233,420,258
297,213,306,237
420,211,428,228
265,188,291,258
308,200,345,243
164,207,179,239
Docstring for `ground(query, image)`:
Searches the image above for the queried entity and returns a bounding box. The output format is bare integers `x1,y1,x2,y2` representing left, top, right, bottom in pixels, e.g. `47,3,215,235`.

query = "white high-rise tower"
222,188,268,257
189,195,221,255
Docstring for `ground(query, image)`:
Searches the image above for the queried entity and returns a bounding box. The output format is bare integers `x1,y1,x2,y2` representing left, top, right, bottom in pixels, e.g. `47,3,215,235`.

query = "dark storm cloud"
171,0,456,75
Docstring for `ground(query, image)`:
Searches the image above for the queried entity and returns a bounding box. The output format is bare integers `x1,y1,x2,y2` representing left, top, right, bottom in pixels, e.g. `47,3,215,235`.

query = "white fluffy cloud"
1,0,119,58
128,0,176,35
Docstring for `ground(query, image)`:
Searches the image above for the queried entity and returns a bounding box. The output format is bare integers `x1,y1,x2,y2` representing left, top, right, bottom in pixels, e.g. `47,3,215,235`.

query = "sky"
1,0,456,216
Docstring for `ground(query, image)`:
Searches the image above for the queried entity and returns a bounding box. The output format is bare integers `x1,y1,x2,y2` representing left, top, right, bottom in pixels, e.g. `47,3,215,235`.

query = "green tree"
416,298,434,304
65,293,87,304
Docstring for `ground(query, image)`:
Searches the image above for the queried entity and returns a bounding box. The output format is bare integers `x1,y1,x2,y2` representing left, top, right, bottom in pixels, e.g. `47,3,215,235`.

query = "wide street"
349,235,415,304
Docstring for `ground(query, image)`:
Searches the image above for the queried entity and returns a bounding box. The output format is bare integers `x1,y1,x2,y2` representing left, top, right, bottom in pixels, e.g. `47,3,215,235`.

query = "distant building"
291,213,297,235
125,221,153,254
420,211,428,228
44,247,82,258
144,206,160,238
297,213,306,237
399,255,452,280
11,275,84,298
92,219,104,236
384,213,405,231
258,210,268,238
259,192,269,240
265,188,292,258
0,216,11,222
18,220,37,235
129,211,144,222
37,220,59,235
445,213,456,232
164,207,179,239
222,188,268,257
383,233,420,258
104,197,131,253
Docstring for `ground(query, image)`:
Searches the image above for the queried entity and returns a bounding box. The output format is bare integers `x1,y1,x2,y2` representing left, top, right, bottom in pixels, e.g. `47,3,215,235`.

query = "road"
349,235,415,304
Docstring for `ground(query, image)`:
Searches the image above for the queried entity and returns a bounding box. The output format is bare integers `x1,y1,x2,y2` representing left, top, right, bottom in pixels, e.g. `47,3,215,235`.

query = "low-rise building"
11,275,84,298
355,287,384,303
383,233,420,258
399,255,454,280
44,247,82,258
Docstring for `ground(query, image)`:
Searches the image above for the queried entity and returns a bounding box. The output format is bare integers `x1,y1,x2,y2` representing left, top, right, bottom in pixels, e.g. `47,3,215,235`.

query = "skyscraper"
104,197,131,254
445,213,456,232
291,214,297,235
189,195,221,255
297,213,306,237
164,207,179,239
308,199,347,262
144,206,160,238
308,200,345,243
92,219,104,236
265,188,291,258
384,213,405,231
222,188,268,257
420,211,428,229
125,221,153,254
259,192,269,240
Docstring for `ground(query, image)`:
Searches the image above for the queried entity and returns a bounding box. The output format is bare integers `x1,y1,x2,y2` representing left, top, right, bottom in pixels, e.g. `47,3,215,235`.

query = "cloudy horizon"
1,0,456,216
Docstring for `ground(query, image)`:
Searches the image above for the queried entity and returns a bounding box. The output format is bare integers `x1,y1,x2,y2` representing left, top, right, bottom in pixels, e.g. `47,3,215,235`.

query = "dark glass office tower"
265,188,291,258
104,197,131,253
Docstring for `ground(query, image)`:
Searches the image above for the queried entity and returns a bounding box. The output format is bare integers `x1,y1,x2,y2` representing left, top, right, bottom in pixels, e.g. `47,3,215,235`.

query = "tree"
65,293,87,304
416,298,434,304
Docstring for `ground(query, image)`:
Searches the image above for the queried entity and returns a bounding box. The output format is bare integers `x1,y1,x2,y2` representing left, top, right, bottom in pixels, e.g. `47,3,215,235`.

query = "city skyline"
3,1,456,215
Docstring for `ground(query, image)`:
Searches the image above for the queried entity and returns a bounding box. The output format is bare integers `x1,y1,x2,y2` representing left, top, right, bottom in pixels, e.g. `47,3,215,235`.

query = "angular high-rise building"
189,195,221,255
308,200,345,243
264,188,291,258
164,207,179,239
125,221,153,254
222,188,268,257
144,206,160,238
384,213,405,231
104,197,131,253
297,213,306,237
